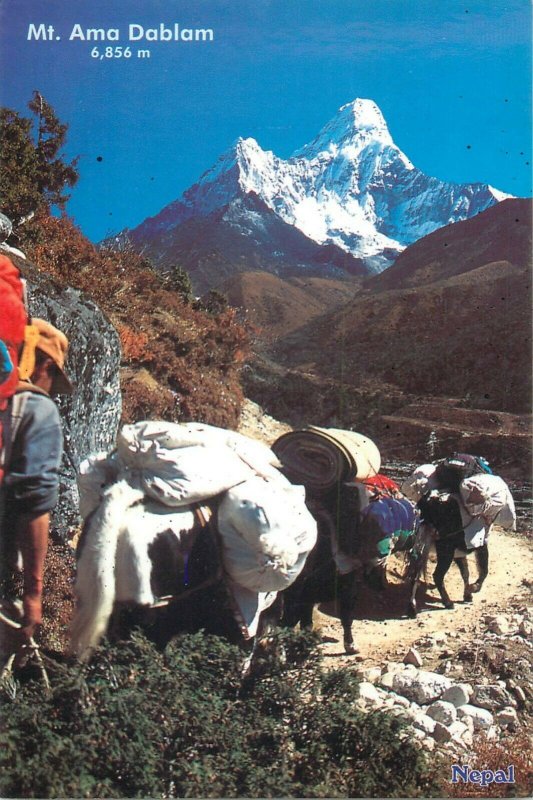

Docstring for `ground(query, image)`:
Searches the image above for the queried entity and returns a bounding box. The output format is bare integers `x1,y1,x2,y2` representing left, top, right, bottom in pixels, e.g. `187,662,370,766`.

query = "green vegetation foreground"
0,631,440,798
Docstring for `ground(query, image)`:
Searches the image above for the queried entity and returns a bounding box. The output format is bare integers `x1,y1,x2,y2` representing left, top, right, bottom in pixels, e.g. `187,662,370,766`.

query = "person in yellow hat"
0,318,73,643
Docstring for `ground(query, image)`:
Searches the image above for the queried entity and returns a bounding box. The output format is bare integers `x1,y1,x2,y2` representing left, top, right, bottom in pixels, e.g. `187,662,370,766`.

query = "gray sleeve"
5,394,63,514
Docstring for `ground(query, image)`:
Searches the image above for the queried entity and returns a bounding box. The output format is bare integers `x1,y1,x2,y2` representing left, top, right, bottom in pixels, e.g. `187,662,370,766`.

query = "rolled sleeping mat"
272,426,381,492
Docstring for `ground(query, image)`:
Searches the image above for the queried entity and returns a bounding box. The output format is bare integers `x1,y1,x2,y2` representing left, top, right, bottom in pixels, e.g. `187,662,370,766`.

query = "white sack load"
89,419,285,509
401,464,439,503
176,422,282,477
119,420,281,476
458,504,488,550
120,440,252,507
78,420,284,514
460,474,516,530
218,476,318,593
227,583,279,639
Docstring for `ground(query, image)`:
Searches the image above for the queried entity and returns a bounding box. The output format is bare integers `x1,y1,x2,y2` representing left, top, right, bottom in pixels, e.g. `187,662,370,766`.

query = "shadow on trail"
317,575,444,624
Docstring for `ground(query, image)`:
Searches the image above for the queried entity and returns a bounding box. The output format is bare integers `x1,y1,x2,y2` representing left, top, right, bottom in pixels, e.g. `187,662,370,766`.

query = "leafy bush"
0,631,441,798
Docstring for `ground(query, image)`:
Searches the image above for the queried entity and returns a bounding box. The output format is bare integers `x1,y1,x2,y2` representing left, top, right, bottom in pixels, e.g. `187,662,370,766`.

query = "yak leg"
291,560,338,631
337,572,358,654
298,595,315,631
407,543,429,619
407,545,431,617
241,594,285,680
433,540,456,609
407,537,433,617
454,556,472,602
408,572,421,618
406,527,433,618
469,543,489,594
282,584,314,631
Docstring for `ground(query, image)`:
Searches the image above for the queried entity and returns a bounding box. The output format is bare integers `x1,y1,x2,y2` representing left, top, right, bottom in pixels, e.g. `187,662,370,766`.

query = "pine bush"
0,631,442,798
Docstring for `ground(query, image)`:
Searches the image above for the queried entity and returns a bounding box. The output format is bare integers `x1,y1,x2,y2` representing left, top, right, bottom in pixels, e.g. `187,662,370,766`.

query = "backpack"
434,453,491,494
0,256,27,401
0,255,28,488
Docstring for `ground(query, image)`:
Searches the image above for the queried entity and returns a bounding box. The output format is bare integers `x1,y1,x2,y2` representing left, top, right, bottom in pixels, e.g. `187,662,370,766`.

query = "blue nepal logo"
451,764,515,787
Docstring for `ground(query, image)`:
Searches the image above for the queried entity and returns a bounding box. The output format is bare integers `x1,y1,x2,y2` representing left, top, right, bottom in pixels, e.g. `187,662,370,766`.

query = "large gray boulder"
13,255,122,537
389,669,453,704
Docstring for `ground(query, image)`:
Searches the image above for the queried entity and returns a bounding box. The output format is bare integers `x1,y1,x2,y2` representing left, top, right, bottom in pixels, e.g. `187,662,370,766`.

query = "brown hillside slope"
223,271,361,339
367,197,531,291
273,198,532,415
241,199,532,468
274,255,530,415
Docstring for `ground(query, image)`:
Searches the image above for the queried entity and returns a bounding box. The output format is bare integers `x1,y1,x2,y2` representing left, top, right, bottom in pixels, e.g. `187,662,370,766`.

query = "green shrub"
0,631,441,798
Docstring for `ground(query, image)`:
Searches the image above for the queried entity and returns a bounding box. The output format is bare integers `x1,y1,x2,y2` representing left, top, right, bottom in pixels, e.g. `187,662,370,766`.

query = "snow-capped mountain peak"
295,98,394,158
130,98,510,275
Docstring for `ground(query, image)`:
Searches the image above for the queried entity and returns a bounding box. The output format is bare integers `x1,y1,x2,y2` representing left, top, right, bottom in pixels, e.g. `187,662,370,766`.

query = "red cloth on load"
361,474,400,495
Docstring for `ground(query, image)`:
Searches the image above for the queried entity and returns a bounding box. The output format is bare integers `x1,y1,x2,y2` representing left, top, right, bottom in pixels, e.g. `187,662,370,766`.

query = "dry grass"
21,212,249,430
447,732,533,798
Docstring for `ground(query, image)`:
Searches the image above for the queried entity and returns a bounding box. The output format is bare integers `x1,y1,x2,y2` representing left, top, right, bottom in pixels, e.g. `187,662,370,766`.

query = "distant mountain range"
125,99,509,291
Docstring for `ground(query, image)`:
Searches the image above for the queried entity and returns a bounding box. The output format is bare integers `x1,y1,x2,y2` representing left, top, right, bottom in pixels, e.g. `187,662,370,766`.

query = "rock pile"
353,606,532,757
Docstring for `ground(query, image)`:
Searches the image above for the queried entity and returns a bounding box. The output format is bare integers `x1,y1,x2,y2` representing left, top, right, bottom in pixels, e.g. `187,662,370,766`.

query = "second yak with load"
402,454,516,617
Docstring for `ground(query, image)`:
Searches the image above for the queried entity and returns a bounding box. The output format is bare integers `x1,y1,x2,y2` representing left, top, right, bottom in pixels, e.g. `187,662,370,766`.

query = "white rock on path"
495,707,519,728
389,692,411,708
390,670,453,704
441,683,472,707
461,729,474,747
412,714,436,735
432,721,452,743
472,684,515,711
460,714,475,734
457,704,494,731
448,720,469,739
485,614,510,635
378,672,395,691
357,667,382,683
426,700,457,726
382,661,418,676
403,647,423,667
357,682,385,705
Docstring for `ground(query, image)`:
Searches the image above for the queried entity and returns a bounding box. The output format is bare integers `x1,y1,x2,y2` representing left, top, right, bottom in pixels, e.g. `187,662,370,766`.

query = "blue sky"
1,0,531,242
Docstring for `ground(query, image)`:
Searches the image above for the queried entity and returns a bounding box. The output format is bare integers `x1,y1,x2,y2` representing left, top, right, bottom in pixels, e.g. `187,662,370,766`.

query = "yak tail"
69,480,144,661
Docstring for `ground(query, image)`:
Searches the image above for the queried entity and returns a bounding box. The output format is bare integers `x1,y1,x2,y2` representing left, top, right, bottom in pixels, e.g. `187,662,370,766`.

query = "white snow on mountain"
134,98,511,273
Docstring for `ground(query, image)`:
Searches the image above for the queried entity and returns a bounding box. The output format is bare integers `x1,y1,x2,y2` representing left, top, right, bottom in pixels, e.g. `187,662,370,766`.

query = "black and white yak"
69,481,283,664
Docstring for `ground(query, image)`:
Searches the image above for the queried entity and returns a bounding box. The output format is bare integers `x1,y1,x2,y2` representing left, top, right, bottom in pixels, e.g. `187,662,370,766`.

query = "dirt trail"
238,399,533,670
316,529,532,669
